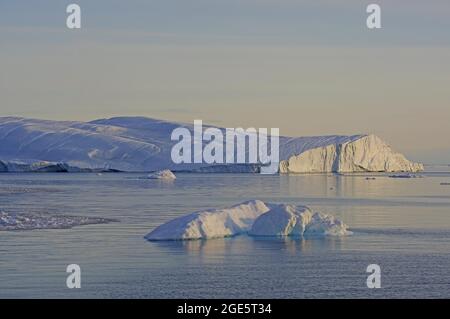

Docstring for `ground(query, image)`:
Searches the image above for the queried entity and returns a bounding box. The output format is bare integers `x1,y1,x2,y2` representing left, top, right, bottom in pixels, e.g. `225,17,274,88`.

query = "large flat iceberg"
0,117,422,173
145,200,350,241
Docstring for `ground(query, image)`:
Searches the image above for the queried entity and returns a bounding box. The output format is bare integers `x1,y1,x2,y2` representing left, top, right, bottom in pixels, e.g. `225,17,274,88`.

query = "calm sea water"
1,170,450,298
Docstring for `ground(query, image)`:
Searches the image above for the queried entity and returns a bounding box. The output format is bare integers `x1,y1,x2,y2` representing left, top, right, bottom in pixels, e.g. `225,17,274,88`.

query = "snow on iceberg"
145,200,350,241
145,200,270,241
148,169,176,180
0,211,116,231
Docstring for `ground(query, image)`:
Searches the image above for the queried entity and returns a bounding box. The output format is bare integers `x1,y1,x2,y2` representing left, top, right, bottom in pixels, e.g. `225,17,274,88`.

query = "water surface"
1,171,450,298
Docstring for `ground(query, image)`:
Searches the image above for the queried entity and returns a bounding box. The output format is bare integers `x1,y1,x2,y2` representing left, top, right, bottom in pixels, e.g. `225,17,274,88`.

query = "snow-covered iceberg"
0,117,423,173
145,200,350,241
145,200,270,240
0,211,116,231
148,169,176,180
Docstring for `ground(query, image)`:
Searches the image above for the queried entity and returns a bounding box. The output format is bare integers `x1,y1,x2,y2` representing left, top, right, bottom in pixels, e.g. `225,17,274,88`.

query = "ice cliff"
145,200,350,241
279,134,423,173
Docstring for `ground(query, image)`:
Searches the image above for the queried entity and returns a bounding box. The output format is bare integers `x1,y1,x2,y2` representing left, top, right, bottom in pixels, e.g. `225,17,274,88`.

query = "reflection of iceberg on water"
145,200,351,241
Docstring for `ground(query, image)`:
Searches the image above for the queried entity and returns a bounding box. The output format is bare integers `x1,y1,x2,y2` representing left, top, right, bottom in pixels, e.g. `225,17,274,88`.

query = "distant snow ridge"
0,117,423,173
148,169,176,180
0,211,115,231
145,200,350,241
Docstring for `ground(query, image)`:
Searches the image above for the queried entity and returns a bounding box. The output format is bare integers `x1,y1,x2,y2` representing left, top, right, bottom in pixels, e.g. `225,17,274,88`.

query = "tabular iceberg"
145,200,350,241
0,117,423,173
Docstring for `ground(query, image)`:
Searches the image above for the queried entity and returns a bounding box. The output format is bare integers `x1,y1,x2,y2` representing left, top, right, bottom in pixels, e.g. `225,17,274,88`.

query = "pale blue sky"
1,1,449,163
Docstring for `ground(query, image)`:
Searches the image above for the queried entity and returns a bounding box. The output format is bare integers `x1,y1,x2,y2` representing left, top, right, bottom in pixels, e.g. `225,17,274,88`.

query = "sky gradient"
1,0,449,163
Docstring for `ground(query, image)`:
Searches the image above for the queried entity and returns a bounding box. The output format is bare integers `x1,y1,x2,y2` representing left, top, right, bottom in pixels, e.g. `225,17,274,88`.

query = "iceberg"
248,204,312,237
249,204,351,237
148,169,176,180
303,212,352,236
0,160,77,172
0,117,423,173
279,134,423,173
145,200,350,241
145,200,270,240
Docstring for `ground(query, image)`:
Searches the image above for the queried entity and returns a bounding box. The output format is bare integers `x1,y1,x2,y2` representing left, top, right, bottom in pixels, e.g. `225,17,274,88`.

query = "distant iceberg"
279,134,423,173
0,117,423,173
0,160,113,173
145,200,350,241
0,160,75,172
148,169,176,180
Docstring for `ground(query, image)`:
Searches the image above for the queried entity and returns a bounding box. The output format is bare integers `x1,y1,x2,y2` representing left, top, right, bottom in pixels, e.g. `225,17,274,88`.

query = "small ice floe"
145,200,351,241
0,211,116,231
147,169,176,180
